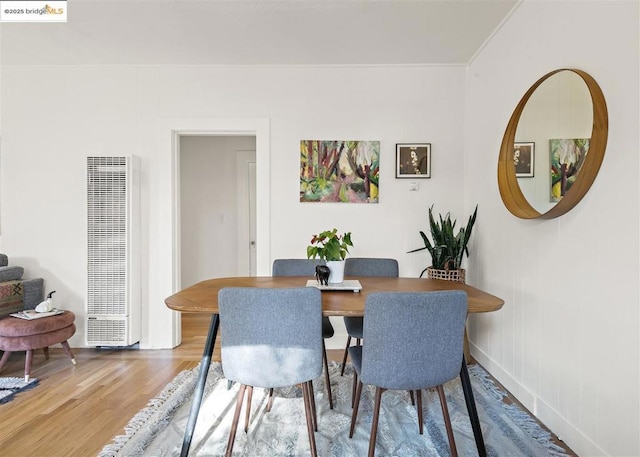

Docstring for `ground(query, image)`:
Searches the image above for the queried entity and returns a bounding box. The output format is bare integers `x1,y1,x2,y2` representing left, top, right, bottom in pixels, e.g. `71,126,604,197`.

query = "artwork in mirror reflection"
300,140,379,203
513,142,534,178
549,138,589,202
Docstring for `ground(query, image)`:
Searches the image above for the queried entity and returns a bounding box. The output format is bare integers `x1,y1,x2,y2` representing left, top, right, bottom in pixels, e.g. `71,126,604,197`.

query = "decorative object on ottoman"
35,291,56,313
307,228,353,284
0,310,77,381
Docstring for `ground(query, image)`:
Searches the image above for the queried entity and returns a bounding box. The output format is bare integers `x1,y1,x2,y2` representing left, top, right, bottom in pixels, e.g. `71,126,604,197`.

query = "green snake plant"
409,205,478,277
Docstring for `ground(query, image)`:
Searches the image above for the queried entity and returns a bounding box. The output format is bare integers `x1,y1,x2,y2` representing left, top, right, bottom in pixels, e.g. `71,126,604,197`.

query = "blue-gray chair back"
361,290,467,390
272,258,336,409
219,287,323,388
272,258,325,276
344,257,399,277
341,257,399,378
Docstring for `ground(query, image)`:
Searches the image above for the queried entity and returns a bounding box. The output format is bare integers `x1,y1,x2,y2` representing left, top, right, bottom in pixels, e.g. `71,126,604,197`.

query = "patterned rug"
99,362,570,457
0,377,39,404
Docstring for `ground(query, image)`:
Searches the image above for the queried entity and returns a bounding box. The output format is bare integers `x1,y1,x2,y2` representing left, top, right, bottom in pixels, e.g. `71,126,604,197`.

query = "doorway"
176,135,256,346
179,135,256,288
160,117,269,349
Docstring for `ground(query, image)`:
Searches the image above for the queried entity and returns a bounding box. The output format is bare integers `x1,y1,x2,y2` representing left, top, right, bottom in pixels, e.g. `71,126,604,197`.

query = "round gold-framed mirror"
497,69,608,219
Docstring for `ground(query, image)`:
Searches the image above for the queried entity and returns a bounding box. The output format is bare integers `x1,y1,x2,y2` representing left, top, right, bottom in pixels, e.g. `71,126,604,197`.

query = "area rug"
0,377,39,404
99,362,569,457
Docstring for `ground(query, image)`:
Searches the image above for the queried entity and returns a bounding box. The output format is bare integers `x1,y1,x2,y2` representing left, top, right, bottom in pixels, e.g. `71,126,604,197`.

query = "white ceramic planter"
326,260,345,284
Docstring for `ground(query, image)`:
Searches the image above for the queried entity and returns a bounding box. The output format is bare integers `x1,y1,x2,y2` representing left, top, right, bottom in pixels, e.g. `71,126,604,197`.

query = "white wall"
0,64,467,350
465,1,639,456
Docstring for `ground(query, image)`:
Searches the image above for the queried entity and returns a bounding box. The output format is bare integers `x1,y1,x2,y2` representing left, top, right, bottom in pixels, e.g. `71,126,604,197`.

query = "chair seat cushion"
0,311,75,337
344,316,363,338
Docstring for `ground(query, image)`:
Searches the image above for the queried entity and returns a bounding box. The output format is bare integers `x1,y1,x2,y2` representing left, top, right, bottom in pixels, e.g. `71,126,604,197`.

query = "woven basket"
426,267,466,284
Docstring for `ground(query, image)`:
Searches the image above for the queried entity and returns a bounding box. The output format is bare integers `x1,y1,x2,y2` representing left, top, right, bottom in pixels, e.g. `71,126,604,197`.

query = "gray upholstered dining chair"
272,258,335,409
348,290,467,457
219,286,323,457
341,258,399,377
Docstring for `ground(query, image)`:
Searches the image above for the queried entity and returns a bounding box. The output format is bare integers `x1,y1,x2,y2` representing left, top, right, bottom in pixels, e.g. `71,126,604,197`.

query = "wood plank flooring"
0,313,576,456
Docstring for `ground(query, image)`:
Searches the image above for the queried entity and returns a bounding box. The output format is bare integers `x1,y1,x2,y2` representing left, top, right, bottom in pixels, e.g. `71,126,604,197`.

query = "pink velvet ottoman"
0,310,77,381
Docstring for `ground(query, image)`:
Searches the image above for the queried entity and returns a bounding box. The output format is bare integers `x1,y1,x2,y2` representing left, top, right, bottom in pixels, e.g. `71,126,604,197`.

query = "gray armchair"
0,254,44,316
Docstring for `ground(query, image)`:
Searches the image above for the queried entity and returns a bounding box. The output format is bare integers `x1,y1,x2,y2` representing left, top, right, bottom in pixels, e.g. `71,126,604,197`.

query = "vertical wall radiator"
86,156,141,346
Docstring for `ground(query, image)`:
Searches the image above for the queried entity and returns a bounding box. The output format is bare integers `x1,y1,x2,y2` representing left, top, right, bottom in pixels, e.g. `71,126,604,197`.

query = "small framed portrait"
513,142,535,178
396,143,431,178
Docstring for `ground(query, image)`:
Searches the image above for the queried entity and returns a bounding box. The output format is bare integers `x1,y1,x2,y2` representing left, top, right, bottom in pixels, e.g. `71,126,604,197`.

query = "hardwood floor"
0,313,576,456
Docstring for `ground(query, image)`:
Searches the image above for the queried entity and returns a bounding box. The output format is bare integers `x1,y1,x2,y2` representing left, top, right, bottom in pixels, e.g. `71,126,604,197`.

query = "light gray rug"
99,362,569,457
0,377,39,404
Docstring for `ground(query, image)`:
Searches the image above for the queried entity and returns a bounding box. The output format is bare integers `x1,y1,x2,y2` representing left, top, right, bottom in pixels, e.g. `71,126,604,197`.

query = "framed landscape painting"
300,140,379,203
550,138,589,202
395,143,431,178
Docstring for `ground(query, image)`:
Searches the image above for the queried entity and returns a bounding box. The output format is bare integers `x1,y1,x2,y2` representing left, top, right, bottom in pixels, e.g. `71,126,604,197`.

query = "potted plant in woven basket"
307,228,353,283
408,204,478,283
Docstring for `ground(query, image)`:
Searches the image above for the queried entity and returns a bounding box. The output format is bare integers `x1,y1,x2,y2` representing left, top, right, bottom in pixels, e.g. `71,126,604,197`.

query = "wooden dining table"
165,276,504,457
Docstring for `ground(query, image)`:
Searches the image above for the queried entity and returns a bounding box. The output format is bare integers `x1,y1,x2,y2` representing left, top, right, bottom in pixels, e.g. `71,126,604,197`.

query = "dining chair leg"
266,388,274,412
322,340,334,409
244,386,253,433
437,384,458,457
302,381,318,457
308,381,318,432
409,390,415,406
349,380,364,438
226,384,247,457
368,387,385,457
351,370,358,408
340,336,351,376
416,389,424,434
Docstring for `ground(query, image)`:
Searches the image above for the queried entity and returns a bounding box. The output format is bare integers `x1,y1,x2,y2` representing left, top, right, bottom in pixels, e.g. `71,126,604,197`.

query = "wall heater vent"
86,156,141,346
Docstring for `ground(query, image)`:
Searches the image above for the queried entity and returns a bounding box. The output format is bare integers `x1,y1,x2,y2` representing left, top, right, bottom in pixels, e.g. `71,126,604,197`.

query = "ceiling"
1,0,520,66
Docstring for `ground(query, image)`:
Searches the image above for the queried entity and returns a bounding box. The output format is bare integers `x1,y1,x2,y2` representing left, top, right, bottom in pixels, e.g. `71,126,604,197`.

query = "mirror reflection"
498,68,607,220
514,70,593,214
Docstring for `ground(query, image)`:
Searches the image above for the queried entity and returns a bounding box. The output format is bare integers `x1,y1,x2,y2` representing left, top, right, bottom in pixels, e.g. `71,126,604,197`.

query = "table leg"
180,314,220,457
460,355,486,457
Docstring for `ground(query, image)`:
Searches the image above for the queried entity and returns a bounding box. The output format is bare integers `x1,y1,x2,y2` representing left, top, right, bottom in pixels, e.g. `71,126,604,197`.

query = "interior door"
248,161,257,276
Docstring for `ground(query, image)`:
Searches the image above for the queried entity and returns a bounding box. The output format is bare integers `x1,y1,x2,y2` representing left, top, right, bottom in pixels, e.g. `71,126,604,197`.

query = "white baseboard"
469,342,606,456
